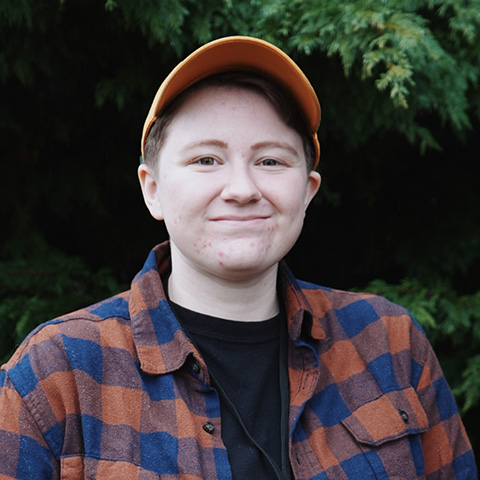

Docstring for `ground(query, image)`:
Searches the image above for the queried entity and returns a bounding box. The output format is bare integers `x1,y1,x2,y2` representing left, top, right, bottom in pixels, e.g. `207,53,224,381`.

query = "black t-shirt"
172,302,286,480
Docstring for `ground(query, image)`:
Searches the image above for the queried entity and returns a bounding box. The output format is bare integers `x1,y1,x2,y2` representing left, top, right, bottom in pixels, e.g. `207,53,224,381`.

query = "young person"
0,36,476,479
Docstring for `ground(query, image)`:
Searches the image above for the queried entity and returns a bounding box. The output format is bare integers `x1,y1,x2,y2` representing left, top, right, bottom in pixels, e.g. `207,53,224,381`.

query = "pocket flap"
341,387,429,446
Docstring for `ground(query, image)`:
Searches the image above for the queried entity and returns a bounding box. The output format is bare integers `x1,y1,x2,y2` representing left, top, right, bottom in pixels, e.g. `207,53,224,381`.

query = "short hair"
143,71,316,171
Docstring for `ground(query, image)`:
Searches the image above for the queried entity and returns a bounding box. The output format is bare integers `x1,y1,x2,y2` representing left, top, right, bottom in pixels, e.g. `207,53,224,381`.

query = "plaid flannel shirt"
0,242,476,479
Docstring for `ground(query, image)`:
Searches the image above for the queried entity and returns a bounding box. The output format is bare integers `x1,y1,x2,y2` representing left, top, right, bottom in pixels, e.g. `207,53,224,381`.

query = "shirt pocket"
341,387,429,479
60,455,161,480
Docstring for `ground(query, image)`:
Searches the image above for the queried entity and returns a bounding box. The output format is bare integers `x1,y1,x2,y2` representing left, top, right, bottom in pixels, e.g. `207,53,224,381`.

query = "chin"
210,246,285,278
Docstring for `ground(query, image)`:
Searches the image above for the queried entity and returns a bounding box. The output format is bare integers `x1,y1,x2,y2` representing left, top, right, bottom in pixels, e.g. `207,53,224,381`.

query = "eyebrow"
250,141,300,157
182,139,228,152
183,139,299,157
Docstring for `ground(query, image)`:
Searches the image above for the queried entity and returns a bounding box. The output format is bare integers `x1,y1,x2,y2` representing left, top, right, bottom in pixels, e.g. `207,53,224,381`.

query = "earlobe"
138,164,164,220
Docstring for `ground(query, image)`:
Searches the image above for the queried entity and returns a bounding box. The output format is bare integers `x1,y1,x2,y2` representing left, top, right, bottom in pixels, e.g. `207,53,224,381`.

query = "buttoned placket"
185,352,234,478
288,328,322,479
190,363,218,434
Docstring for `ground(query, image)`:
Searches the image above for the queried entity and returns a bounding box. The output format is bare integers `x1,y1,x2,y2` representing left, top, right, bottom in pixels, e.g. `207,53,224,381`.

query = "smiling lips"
210,215,271,226
211,215,270,221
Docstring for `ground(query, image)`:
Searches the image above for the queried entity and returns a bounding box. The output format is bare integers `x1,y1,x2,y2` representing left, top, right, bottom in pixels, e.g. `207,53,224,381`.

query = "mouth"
210,215,271,226
212,215,269,221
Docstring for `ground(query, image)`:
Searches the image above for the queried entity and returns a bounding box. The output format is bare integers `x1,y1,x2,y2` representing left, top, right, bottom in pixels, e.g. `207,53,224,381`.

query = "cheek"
160,190,205,236
163,203,186,229
158,181,186,219
159,194,183,231
275,185,308,220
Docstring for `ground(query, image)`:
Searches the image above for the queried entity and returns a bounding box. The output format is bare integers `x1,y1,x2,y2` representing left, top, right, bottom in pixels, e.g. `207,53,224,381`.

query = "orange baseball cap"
141,36,321,169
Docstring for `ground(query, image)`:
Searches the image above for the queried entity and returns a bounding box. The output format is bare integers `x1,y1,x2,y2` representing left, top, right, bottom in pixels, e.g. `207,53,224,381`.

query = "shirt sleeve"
413,330,478,479
0,368,58,480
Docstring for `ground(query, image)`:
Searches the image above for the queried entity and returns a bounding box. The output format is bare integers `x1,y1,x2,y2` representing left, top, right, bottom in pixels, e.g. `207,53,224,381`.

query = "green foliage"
0,236,125,364
103,0,189,50
454,354,480,412
253,0,480,150
1,0,479,151
361,278,480,413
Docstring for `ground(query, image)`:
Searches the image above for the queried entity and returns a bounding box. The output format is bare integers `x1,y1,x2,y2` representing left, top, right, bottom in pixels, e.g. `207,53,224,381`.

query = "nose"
220,163,262,204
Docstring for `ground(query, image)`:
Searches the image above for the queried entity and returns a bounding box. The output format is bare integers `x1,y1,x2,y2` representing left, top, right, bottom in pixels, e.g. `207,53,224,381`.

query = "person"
0,36,476,480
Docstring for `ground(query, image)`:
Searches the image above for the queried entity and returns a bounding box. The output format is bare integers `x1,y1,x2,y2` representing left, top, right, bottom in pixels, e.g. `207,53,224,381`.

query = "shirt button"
399,409,409,423
203,422,215,434
191,360,200,374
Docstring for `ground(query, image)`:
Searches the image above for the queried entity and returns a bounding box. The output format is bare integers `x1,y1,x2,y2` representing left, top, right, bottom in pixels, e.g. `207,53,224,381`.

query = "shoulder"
2,290,134,391
297,280,429,368
298,280,419,330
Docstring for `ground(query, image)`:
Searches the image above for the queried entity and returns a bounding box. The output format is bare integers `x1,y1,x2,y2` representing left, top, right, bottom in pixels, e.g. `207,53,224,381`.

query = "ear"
304,170,321,209
138,164,164,220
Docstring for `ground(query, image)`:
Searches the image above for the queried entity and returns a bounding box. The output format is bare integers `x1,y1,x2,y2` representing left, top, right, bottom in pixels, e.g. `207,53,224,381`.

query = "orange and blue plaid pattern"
0,242,476,479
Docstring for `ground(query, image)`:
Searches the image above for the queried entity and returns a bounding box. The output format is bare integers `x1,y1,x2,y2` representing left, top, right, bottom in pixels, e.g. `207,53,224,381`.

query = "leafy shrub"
0,239,125,363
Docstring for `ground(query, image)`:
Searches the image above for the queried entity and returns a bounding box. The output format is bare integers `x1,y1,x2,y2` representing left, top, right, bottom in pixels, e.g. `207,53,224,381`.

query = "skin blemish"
199,241,212,250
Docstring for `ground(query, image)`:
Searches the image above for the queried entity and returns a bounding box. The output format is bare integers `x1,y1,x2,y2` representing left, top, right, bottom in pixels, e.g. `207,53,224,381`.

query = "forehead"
164,85,304,149
170,81,280,122
172,84,275,121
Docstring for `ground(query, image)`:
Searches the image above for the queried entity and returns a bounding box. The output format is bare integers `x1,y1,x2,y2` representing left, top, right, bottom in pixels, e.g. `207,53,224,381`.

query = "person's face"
139,85,321,282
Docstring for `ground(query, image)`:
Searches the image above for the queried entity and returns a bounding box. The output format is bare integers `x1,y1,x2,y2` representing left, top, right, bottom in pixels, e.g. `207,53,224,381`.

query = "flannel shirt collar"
129,242,325,375
279,260,326,343
129,242,196,375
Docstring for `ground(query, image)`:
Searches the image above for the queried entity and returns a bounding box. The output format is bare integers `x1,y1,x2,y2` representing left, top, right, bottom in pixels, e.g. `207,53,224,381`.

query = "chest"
56,356,427,480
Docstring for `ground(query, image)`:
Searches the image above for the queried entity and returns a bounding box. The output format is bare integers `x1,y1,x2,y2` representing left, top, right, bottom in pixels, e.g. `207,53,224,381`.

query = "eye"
197,157,217,166
260,158,280,167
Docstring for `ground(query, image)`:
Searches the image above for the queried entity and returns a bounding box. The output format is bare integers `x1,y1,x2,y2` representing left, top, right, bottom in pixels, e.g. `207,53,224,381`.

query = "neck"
167,250,279,322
